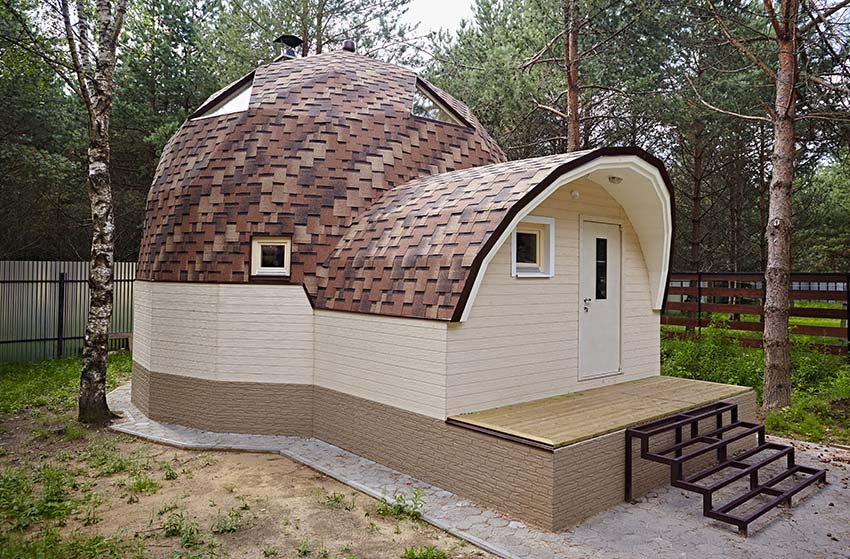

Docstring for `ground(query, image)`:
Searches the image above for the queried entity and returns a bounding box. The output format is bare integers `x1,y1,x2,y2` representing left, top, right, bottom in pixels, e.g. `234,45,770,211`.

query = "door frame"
577,215,624,381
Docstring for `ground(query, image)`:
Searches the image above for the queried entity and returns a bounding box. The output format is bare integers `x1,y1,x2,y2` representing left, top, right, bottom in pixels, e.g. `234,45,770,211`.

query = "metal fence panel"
0,261,136,362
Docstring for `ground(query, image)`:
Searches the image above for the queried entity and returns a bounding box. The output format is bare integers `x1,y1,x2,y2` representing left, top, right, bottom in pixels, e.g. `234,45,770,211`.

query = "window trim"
251,237,291,276
410,80,470,127
511,216,555,278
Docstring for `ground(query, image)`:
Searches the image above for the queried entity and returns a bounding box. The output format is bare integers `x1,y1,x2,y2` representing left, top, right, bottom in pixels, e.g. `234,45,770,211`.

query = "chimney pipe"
342,39,355,52
273,34,304,59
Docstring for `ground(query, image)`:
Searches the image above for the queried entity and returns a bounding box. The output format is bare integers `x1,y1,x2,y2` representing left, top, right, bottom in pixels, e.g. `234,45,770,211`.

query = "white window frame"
251,237,291,276
511,216,555,278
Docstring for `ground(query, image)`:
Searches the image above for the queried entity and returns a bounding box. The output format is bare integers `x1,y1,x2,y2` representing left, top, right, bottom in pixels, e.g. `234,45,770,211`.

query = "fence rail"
0,261,136,363
662,272,850,355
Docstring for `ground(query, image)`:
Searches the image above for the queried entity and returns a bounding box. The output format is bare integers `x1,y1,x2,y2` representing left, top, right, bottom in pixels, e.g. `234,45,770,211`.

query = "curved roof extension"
315,147,674,321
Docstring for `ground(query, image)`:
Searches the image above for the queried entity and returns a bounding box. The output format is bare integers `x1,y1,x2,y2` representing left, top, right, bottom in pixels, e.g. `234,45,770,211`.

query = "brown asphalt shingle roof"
136,50,505,292
314,151,596,321
315,147,673,321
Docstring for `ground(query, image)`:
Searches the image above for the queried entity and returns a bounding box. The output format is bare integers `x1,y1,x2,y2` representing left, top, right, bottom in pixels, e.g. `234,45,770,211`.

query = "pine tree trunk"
762,10,797,411
563,0,580,151
690,121,704,271
79,96,116,424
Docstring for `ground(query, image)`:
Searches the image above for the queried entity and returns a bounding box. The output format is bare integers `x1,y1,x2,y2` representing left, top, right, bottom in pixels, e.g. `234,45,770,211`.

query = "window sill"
513,272,554,279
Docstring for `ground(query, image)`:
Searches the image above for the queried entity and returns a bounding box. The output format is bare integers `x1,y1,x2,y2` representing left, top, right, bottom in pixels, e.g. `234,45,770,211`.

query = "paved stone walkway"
108,385,850,559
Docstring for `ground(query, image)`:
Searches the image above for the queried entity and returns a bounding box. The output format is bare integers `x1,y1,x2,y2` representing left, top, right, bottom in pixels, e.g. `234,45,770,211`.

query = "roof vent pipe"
273,34,304,59
342,39,355,52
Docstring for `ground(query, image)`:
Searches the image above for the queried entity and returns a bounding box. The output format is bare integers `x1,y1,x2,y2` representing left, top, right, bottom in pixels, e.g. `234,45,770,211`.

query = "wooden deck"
446,376,751,449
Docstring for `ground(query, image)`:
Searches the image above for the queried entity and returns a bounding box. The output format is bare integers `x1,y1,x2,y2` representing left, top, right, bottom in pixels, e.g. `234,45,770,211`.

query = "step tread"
706,465,826,527
675,443,794,493
627,401,827,535
643,422,764,465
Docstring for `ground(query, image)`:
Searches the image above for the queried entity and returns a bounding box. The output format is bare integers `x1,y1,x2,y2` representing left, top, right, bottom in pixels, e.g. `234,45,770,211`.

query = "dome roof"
136,50,506,292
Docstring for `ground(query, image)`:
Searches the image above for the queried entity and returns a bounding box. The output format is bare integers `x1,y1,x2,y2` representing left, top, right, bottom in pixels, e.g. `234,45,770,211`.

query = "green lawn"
0,353,131,415
662,322,850,445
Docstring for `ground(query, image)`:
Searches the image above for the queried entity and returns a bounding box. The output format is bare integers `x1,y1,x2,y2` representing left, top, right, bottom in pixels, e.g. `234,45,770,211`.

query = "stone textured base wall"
131,363,313,436
552,390,757,530
131,362,757,531
312,386,557,529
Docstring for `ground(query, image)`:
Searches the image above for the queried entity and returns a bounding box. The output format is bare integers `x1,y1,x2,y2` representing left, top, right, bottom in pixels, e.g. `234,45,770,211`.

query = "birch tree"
694,0,850,410
61,0,129,423
6,0,131,422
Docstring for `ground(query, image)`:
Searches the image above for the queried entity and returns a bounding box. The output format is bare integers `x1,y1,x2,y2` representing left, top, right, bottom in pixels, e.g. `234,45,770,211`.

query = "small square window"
251,237,291,276
512,218,554,278
515,231,540,267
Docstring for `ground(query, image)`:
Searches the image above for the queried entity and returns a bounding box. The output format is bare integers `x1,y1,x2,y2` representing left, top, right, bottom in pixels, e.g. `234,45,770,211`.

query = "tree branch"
706,0,777,80
685,75,772,122
60,0,92,112
533,101,570,121
798,0,850,34
522,30,565,70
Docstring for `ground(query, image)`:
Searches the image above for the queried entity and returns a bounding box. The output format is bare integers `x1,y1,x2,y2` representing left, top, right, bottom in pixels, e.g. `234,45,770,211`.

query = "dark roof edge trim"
449,146,676,322
188,70,257,121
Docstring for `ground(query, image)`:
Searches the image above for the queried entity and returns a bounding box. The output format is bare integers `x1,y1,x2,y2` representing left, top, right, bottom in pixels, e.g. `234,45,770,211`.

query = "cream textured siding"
446,179,660,416
132,281,313,384
313,310,448,419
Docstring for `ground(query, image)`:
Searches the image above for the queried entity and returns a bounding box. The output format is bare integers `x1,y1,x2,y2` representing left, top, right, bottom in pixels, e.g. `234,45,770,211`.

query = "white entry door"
578,219,622,379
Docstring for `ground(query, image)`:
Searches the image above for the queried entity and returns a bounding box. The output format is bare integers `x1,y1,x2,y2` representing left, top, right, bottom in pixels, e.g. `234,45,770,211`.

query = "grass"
0,354,482,559
0,465,80,530
401,546,448,559
0,526,142,559
662,317,850,445
0,352,132,415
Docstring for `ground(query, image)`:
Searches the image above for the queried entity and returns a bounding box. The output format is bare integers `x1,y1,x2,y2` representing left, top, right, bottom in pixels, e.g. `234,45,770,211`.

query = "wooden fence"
662,272,850,355
0,261,136,363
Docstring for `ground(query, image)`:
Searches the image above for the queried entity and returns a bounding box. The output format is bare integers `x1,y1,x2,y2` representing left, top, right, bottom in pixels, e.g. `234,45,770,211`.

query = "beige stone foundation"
131,363,313,436
132,363,757,531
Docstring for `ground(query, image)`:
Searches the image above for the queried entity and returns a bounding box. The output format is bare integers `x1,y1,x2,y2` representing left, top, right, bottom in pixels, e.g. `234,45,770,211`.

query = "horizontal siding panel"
447,181,660,415
135,282,314,385
314,311,447,418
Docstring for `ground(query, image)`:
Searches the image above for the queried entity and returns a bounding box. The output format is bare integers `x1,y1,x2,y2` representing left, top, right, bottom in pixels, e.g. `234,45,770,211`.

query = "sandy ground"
0,410,494,558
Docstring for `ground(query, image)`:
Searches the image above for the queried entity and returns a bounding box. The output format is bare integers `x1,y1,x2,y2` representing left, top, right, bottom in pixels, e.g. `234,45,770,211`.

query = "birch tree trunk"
79,86,116,424
563,0,580,151
762,2,797,411
58,0,128,424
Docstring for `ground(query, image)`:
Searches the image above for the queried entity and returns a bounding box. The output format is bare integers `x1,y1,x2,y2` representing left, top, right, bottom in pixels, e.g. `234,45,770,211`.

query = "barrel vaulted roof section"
315,147,674,321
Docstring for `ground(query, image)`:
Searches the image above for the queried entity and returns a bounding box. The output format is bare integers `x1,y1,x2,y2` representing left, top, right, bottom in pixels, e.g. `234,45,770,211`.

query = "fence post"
845,273,849,362
697,271,703,337
56,272,65,358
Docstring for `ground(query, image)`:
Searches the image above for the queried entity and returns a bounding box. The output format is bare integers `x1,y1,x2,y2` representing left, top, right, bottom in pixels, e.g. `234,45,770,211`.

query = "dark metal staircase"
625,401,826,536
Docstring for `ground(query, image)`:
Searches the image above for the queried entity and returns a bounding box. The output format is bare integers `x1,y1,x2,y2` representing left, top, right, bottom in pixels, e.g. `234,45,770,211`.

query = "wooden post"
845,273,849,362
697,271,703,336
56,272,65,358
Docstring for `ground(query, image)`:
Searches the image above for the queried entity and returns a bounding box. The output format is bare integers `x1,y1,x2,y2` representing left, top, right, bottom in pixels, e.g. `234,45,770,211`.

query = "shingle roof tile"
137,51,505,290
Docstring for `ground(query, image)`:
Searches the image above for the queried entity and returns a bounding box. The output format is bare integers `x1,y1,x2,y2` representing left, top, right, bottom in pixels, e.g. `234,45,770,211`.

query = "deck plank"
447,376,751,448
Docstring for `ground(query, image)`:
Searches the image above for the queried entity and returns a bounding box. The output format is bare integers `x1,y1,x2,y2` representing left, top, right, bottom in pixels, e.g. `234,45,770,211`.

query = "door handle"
583,297,591,312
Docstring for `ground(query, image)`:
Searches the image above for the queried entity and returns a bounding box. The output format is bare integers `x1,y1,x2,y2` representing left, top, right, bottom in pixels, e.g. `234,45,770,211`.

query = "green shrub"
662,322,850,444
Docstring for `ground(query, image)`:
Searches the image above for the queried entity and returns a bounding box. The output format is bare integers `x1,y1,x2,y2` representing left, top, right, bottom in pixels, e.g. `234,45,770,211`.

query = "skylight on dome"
411,84,464,126
192,82,252,120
